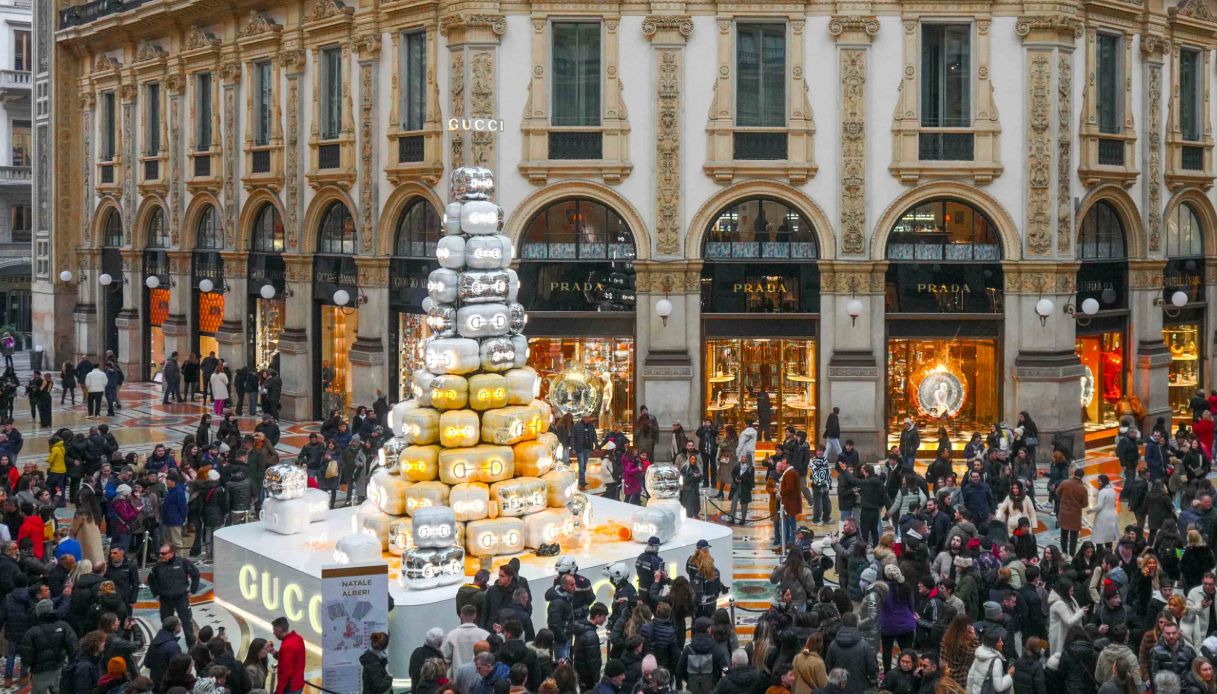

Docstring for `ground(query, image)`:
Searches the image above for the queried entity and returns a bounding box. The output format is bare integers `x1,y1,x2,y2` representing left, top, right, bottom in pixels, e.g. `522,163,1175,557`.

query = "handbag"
325,458,339,479
1025,436,1039,446
978,661,998,694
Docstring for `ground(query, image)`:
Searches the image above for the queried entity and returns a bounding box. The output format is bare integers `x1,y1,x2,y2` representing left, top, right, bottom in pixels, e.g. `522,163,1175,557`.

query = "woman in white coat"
1087,474,1120,549
995,481,1037,535
966,630,1013,694
1047,577,1088,656
209,368,229,416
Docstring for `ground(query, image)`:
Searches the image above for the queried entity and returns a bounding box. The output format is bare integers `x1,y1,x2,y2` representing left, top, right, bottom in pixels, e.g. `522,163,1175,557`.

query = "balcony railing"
1182,145,1205,172
919,132,975,161
251,149,271,174
0,71,29,89
1098,138,1125,167
0,166,31,184
732,132,787,161
398,135,424,164
59,0,149,29
318,143,340,170
548,131,603,160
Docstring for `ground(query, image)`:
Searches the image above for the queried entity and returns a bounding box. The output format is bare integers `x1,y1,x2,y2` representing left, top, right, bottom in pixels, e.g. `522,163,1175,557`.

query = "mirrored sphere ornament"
546,364,603,419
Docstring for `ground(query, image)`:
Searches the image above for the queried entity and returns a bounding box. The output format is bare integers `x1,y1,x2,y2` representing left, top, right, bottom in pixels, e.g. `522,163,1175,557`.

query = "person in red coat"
272,617,306,694
15,503,44,559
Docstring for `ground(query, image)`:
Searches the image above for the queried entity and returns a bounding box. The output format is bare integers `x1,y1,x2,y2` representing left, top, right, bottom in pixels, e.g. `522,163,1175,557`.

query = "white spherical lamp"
846,299,863,317
421,297,434,313
98,273,113,286
260,284,276,300
1171,290,1189,308
333,289,350,307
1035,298,1054,317
655,298,673,327
1081,297,1100,316
59,270,73,283
145,275,160,290
198,278,214,294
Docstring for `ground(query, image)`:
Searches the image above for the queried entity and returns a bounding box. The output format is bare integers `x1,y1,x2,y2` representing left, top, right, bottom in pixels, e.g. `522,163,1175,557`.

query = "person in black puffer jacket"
713,649,763,694
481,566,521,632
546,577,575,659
19,598,76,688
676,618,729,690
1058,626,1099,694
824,615,877,694
1011,637,1046,694
641,602,680,671
573,605,608,692
0,578,35,682
225,467,252,522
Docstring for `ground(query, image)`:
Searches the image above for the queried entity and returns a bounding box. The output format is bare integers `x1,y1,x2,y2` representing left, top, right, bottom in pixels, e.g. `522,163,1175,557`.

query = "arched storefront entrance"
699,197,820,441
142,209,171,381
100,210,124,359
312,201,359,419
1075,200,1131,432
247,203,286,372
389,197,439,402
191,205,225,361
883,198,1004,453
1163,201,1207,417
516,198,637,433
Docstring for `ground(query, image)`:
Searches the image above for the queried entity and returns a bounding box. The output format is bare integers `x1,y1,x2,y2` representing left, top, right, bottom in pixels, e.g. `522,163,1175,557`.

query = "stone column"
1008,264,1085,462
216,252,248,369
352,256,389,412
1130,260,1173,431
115,250,143,379
441,13,506,171
636,263,699,461
820,262,886,462
73,248,102,361
278,254,313,421
162,251,192,362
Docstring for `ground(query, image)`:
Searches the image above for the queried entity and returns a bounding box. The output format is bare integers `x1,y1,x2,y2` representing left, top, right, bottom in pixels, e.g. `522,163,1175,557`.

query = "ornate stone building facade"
36,0,1217,461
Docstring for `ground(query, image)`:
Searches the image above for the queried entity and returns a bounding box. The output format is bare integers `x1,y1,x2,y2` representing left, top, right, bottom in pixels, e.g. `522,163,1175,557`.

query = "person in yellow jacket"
45,435,66,504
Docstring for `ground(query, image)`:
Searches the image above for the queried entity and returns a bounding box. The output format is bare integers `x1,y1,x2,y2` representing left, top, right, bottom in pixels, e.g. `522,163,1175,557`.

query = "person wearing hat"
856,567,885,652
93,657,128,694
20,597,76,694
878,564,915,673
899,418,920,469
595,659,628,694
676,617,728,693
254,412,281,447
189,468,228,559
108,484,139,553
636,537,664,601
1055,467,1090,556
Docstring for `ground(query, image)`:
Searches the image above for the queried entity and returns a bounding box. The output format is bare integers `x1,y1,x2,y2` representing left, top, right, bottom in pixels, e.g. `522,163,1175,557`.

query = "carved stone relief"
82,108,92,243
1058,53,1072,255
122,102,134,244
1027,51,1053,257
451,51,465,167
840,48,867,256
286,75,300,250
225,86,237,247
169,96,179,245
470,51,495,169
655,50,682,256
360,61,374,253
1147,62,1162,253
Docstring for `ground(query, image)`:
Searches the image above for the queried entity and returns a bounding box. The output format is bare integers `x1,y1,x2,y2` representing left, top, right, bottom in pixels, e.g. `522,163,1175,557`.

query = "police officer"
636,537,664,602
686,539,710,577
554,556,594,620
603,563,637,636
147,543,201,647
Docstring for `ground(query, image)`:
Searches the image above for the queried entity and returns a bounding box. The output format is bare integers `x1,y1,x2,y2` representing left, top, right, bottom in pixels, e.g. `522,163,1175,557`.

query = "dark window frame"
251,203,284,253
317,201,356,255
393,197,441,259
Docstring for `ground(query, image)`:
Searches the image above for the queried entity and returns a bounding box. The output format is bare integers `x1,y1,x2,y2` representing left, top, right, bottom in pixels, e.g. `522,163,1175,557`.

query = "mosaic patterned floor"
1,361,1140,683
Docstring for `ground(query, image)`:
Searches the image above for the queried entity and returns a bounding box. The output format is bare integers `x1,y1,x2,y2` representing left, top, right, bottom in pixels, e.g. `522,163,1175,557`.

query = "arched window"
1078,200,1127,260
1166,202,1204,258
251,203,284,253
702,198,818,259
196,205,221,250
886,199,1001,261
146,208,169,249
393,198,441,258
318,201,355,255
521,198,635,260
103,210,123,247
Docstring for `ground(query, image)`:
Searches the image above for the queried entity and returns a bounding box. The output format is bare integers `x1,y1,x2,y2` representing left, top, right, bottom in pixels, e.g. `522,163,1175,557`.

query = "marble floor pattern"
0,365,1141,690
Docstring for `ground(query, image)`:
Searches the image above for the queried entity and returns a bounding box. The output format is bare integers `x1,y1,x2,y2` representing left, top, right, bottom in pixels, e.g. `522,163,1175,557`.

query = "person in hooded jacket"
676,617,728,690
71,631,106,694
191,470,228,558
361,632,393,694
21,596,76,694
0,576,35,684
483,564,523,633
965,628,1013,694
716,649,765,694
824,613,877,694
1058,626,1099,694
1095,624,1141,692
572,604,609,692
641,601,680,672
145,617,183,685
546,574,576,661
1012,637,1046,694
224,465,252,524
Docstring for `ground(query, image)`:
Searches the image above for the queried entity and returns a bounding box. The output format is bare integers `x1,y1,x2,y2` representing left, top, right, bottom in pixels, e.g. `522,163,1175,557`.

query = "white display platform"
213,496,733,674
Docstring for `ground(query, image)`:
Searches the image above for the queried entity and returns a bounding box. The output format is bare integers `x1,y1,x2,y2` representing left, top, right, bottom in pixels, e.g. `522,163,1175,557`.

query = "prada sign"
885,263,1003,314
700,263,820,314
516,261,635,312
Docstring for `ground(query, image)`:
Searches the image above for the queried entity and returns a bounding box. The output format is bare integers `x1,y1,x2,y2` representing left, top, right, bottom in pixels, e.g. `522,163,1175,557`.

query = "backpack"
685,651,715,694
59,659,77,694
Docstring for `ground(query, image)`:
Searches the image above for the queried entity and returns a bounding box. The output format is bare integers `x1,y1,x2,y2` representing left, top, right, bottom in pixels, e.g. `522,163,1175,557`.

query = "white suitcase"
303,488,331,523
523,508,576,549
334,533,383,564
466,517,525,557
260,497,311,536
489,477,547,518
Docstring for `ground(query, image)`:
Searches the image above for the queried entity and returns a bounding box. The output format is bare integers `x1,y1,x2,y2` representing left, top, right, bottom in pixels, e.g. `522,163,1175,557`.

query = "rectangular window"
551,22,601,127
735,23,785,128
196,73,212,151
10,120,29,167
921,24,971,128
322,47,342,140
401,31,426,132
13,30,28,72
1096,33,1122,135
1181,49,1201,142
145,83,160,155
255,61,273,146
101,91,116,161
11,205,29,243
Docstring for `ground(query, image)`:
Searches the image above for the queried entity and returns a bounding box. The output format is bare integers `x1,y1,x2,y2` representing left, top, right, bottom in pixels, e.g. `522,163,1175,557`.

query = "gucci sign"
448,118,506,132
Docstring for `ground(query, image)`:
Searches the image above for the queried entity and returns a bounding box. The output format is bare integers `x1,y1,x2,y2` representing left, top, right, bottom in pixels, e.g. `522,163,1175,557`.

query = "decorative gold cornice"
439,13,507,37
828,16,880,38
634,262,701,293
1140,33,1172,57
642,15,694,38
277,50,307,74
1014,14,1084,40
354,33,381,60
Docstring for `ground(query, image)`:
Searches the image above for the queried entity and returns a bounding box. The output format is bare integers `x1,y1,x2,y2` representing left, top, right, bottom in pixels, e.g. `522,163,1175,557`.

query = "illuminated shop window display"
144,241,170,381
398,314,432,402
886,338,999,438
321,305,357,417
704,339,816,441
248,204,286,371
254,299,284,370
392,199,442,402
148,287,168,379
1166,324,1202,416
529,338,634,433
1076,333,1124,429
